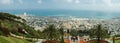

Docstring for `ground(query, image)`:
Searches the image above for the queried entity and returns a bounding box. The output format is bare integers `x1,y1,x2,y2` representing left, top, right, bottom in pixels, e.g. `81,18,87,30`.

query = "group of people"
71,36,78,42
71,36,90,42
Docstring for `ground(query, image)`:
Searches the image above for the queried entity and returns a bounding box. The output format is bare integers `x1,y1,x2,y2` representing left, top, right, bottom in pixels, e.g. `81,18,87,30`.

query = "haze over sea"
1,9,120,19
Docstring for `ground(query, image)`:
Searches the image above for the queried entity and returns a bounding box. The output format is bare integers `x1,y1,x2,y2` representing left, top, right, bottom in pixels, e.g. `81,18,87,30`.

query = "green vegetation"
0,12,66,43
89,24,110,43
70,29,78,36
0,12,27,36
42,24,66,43
0,36,34,43
59,27,65,43
0,12,38,43
43,24,59,40
89,41,97,43
115,40,120,43
1,12,120,43
89,42,102,43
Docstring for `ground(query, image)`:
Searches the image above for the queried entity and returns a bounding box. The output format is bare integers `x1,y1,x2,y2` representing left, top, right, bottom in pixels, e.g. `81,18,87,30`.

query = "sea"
0,9,120,19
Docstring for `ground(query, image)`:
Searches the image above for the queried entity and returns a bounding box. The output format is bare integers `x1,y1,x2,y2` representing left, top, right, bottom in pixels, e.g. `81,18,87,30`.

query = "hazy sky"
0,0,120,12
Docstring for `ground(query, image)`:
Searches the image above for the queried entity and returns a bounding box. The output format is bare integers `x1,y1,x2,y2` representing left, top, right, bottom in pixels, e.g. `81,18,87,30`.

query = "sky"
0,0,120,12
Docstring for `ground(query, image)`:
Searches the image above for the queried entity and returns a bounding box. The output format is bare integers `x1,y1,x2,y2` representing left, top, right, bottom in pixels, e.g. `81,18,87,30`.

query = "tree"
0,12,25,36
37,30,43,39
89,24,109,43
97,24,101,43
43,24,59,41
58,27,65,43
0,12,25,23
0,12,37,38
70,29,78,36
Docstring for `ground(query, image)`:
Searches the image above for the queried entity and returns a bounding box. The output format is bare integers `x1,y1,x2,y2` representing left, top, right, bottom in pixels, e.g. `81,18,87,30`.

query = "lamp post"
110,24,116,43
110,30,116,43
112,31,116,43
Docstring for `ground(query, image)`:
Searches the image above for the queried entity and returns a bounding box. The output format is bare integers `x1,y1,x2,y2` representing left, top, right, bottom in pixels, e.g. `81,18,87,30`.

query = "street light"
110,30,116,43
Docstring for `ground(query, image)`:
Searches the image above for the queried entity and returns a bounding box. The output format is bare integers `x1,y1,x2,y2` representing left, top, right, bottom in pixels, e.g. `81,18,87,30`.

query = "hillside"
0,12,40,43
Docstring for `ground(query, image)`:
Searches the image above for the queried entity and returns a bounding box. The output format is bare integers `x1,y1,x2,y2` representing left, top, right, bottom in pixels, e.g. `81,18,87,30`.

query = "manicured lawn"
0,36,10,43
0,36,35,43
115,40,120,43
88,40,108,43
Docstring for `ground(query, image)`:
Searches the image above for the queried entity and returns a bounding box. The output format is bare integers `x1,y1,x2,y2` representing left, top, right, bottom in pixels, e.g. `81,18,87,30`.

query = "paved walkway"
10,33,37,41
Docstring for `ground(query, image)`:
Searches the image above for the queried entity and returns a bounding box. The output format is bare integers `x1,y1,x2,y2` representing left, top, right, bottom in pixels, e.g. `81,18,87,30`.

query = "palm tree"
89,24,109,43
37,30,44,39
35,31,39,41
70,29,78,36
113,36,115,43
43,24,58,41
58,27,65,43
96,24,101,43
110,30,116,43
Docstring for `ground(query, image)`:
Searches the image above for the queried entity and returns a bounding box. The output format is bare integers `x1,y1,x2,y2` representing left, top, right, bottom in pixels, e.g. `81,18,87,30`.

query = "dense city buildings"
18,13,120,35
